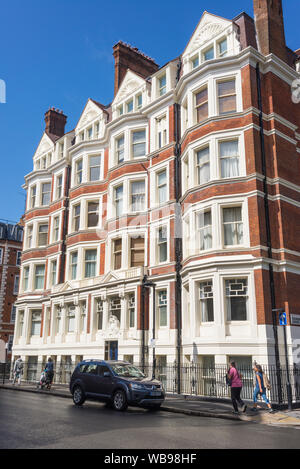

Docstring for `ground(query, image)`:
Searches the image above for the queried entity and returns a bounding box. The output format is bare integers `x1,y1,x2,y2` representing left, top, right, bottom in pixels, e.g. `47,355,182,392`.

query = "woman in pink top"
227,361,247,414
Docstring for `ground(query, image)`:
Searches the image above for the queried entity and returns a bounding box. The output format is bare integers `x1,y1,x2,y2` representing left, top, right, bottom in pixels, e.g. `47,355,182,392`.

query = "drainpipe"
59,165,71,285
174,57,183,394
256,63,282,404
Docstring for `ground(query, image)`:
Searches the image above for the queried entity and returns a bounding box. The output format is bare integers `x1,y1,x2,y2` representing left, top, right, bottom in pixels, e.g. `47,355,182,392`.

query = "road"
1,389,299,449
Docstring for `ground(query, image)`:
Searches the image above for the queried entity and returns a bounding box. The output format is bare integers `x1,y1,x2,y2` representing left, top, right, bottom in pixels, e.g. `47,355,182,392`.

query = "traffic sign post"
273,309,293,410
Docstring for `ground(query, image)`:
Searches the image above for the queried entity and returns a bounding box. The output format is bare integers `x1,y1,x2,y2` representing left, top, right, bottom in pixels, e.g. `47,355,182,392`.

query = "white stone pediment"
113,70,146,105
33,133,54,160
52,281,76,294
183,11,232,57
101,271,120,284
76,99,103,131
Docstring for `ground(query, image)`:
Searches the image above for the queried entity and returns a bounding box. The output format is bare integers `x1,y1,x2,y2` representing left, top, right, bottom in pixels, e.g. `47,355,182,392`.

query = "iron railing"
2,361,300,406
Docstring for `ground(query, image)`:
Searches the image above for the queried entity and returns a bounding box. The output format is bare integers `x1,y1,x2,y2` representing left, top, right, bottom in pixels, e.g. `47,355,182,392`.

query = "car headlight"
130,383,144,391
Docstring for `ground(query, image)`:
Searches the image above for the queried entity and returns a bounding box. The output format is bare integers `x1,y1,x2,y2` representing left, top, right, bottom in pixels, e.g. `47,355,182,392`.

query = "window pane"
197,147,210,184
132,131,146,158
218,80,235,96
85,250,97,278
89,156,101,181
204,47,214,61
88,202,99,227
219,39,228,56
131,181,145,211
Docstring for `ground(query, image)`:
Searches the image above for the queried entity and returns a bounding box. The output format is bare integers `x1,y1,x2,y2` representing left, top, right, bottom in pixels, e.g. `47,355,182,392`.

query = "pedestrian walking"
252,364,274,413
12,357,23,386
44,357,54,389
227,361,247,414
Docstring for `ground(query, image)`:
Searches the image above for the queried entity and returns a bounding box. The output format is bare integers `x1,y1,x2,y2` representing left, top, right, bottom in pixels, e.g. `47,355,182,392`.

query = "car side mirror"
103,372,111,378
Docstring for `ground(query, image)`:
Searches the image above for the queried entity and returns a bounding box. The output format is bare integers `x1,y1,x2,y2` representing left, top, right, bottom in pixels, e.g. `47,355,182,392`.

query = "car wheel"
112,390,128,411
73,385,85,406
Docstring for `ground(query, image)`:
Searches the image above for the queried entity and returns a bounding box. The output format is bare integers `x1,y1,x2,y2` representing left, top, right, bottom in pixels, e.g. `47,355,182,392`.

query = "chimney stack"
113,41,159,96
253,0,287,63
44,107,67,138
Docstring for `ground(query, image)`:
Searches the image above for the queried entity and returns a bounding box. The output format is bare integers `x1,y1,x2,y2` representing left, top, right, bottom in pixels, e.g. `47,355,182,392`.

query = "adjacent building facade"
0,222,23,361
13,0,300,376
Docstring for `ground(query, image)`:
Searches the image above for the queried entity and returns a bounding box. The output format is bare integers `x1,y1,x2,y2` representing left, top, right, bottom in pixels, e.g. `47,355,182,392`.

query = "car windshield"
111,364,145,378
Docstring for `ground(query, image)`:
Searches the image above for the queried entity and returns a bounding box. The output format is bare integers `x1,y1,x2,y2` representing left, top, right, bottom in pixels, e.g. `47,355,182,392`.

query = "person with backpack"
227,361,247,414
252,364,274,413
12,357,23,386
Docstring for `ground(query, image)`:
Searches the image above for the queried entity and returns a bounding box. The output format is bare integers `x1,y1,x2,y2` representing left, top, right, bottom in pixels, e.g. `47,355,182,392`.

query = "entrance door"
105,341,118,361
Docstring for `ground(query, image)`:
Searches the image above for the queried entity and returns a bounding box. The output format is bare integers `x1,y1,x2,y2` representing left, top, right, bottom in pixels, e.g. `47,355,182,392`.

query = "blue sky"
0,0,299,223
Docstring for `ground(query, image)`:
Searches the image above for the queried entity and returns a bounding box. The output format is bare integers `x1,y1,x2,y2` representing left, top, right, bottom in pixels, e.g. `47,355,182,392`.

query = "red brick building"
13,0,300,376
0,222,23,361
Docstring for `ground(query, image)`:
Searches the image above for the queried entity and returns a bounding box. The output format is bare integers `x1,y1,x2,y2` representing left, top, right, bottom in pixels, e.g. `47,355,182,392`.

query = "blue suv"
69,360,165,411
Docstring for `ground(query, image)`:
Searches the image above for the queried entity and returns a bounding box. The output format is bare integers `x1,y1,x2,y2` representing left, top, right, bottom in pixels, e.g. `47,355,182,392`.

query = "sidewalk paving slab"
1,382,300,427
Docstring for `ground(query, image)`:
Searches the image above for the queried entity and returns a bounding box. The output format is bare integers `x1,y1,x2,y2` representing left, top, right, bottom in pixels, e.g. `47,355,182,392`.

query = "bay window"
114,185,123,218
84,249,97,278
89,155,101,181
34,265,45,290
218,79,236,115
219,140,240,178
226,278,248,321
195,87,208,123
196,146,210,184
38,224,48,247
75,159,83,185
223,206,243,246
31,310,42,336
70,251,78,280
116,135,125,163
198,210,212,251
113,239,122,270
132,130,146,158
199,281,214,323
87,201,99,228
130,237,144,267
130,181,145,212
41,183,51,206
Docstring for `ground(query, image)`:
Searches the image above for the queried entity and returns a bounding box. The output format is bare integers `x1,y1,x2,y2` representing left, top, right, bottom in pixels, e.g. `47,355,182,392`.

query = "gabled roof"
113,69,147,105
182,11,233,57
33,132,55,160
75,98,107,131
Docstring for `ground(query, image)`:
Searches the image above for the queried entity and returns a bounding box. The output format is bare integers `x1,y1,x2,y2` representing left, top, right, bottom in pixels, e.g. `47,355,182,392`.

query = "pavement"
1,381,300,428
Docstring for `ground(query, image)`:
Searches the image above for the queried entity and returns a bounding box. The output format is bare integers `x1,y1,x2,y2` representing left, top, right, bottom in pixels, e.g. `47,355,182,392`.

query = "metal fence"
2,361,300,406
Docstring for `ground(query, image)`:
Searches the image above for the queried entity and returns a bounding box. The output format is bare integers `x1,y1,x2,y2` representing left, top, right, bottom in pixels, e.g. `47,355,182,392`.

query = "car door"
83,363,99,395
96,365,114,399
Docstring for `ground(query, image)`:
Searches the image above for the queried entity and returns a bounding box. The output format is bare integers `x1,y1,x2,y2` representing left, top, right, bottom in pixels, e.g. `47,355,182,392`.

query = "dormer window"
158,74,167,96
203,46,214,62
80,132,84,142
136,94,143,110
87,127,93,140
218,38,228,57
192,55,199,69
59,143,64,158
126,99,134,113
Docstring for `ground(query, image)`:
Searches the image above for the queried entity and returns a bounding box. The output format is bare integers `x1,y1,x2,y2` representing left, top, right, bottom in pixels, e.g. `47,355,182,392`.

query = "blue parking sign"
279,312,287,326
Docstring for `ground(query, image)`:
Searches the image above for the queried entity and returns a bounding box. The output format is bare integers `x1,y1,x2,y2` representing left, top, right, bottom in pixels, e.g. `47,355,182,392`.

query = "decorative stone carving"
190,22,225,53
108,315,120,337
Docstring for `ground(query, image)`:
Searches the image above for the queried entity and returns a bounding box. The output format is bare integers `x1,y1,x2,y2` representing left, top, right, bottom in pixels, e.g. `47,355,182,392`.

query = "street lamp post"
143,279,157,380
